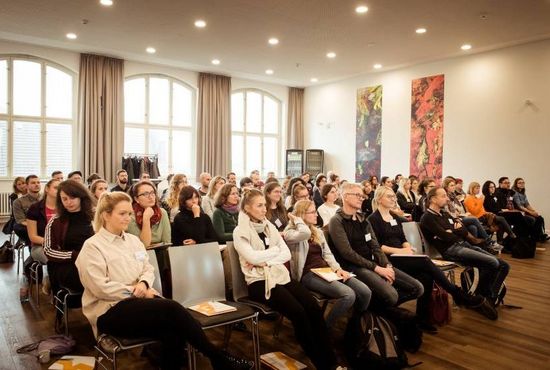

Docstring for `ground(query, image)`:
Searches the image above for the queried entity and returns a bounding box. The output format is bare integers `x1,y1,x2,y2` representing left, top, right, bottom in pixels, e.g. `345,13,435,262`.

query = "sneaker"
472,298,498,320
19,287,29,303
212,351,254,370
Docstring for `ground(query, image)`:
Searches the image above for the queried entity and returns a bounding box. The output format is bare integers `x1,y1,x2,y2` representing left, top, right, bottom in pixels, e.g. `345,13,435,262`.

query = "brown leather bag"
428,283,452,326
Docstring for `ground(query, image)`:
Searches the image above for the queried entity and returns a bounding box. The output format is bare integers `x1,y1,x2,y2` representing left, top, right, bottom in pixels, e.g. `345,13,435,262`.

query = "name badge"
365,233,372,242
274,218,282,228
448,218,454,225
509,196,513,201
389,219,398,226
264,237,270,246
135,251,146,261
493,197,498,202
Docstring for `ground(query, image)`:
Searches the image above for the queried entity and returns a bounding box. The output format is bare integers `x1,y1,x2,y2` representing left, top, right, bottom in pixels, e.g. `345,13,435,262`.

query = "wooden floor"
1,232,549,369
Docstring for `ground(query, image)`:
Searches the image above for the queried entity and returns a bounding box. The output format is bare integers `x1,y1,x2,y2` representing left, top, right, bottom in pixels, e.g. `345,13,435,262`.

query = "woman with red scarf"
127,181,171,247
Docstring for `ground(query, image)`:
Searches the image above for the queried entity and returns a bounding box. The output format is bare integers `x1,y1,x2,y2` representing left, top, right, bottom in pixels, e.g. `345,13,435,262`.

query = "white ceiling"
1,0,550,87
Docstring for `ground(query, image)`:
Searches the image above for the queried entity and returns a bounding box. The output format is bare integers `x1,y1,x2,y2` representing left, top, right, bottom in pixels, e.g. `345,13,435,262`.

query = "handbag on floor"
0,240,14,263
428,283,451,326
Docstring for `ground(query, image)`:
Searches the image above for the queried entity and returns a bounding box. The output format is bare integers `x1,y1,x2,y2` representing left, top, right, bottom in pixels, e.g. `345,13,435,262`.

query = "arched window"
0,56,76,177
231,89,282,177
124,75,195,176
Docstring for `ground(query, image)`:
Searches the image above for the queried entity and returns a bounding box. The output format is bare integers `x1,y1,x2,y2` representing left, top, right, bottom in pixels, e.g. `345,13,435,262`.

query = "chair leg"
251,315,260,370
223,325,233,349
63,294,69,337
187,344,196,370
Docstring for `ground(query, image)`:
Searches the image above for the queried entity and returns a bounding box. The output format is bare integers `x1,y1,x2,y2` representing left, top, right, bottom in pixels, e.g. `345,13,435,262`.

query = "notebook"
188,301,237,316
310,267,355,282
260,352,307,370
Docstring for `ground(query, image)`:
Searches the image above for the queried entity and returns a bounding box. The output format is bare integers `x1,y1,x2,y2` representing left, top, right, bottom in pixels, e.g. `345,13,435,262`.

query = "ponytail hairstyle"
241,188,265,218
93,191,132,232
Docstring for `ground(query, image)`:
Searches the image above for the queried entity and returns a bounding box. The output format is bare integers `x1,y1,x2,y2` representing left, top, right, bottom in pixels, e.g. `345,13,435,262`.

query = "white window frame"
0,55,77,178
124,74,196,176
231,88,282,177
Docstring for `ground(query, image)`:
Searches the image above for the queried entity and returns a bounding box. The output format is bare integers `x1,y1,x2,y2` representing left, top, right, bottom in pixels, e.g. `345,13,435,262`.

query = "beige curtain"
78,54,124,183
287,87,304,149
196,73,231,179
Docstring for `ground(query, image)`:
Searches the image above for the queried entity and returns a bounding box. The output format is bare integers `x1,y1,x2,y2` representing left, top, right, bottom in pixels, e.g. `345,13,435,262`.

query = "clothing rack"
122,153,160,181
123,153,158,159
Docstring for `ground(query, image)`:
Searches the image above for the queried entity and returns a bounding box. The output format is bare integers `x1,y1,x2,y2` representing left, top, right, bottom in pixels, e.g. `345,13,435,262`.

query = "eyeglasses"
137,191,156,198
384,194,397,199
305,210,317,214
344,193,366,200
296,194,309,200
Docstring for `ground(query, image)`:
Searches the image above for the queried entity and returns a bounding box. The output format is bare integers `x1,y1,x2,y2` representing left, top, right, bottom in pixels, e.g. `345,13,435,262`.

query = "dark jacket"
419,208,468,254
172,208,219,245
212,207,238,242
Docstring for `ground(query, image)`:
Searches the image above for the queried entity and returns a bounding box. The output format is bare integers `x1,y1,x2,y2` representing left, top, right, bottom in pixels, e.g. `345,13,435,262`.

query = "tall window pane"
149,77,169,125
13,121,41,176
46,66,73,119
0,121,7,176
264,96,278,134
124,78,146,123
149,129,169,175
245,136,261,175
124,127,145,154
246,91,261,133
13,60,41,116
172,130,192,174
263,137,278,173
173,83,192,127
0,60,7,114
231,92,244,131
231,135,244,177
46,123,72,175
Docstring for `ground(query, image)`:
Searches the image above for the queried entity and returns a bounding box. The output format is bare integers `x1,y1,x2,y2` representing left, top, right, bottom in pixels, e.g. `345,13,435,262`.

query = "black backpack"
507,236,536,259
460,267,520,308
344,311,410,370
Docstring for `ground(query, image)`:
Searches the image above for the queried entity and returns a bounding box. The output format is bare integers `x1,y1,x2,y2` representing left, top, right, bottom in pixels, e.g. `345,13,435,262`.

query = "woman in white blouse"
76,192,252,370
317,184,340,227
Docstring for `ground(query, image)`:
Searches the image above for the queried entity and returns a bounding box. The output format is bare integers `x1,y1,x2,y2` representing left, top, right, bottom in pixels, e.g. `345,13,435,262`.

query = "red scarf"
133,203,162,227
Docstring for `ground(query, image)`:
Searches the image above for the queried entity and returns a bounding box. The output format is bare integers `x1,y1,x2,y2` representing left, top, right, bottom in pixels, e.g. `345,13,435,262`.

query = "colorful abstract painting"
356,85,382,182
410,74,444,180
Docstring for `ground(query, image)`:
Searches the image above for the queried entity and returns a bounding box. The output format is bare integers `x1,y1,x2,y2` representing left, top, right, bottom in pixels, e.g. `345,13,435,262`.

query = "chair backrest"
402,222,425,254
416,226,445,259
147,250,163,295
226,242,248,301
168,242,224,307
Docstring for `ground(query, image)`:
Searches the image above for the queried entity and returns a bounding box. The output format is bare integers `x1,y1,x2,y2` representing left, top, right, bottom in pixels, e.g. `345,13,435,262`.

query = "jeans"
301,272,371,329
349,266,424,307
443,241,509,300
462,217,490,240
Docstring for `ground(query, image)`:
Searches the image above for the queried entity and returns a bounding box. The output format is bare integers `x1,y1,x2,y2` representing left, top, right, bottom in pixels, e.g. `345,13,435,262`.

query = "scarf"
133,203,162,228
222,203,240,214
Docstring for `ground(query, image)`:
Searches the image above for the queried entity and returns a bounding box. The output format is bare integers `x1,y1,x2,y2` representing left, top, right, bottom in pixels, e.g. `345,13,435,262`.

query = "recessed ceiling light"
310,78,318,83
99,0,113,6
326,52,336,58
373,64,382,69
66,33,77,40
355,5,369,14
415,28,427,34
265,69,274,75
268,38,279,45
461,44,472,50
211,59,220,65
194,19,206,28
146,47,156,54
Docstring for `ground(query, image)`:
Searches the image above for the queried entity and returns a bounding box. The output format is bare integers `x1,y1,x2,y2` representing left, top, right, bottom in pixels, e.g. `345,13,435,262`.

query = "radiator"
0,192,10,217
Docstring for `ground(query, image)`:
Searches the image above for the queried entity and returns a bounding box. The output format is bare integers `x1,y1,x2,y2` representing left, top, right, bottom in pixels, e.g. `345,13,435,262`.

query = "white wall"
304,38,550,220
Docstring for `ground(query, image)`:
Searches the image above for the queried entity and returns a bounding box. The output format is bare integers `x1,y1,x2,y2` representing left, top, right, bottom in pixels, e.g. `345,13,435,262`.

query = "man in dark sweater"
328,183,423,308
495,177,515,210
420,187,509,310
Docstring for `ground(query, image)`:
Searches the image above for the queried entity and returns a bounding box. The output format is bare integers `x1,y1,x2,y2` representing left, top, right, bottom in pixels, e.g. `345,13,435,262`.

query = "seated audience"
368,186,495,329
9,176,27,207
396,178,417,218
393,174,402,193
409,175,420,204
233,189,338,370
328,182,423,310
212,184,240,242
464,182,517,243
44,180,95,297
454,178,466,202
86,173,101,187
12,175,41,242
140,172,151,181
90,179,109,205
198,172,212,197
512,178,549,241
111,169,130,193
202,176,226,219
284,200,371,330
369,175,379,190
264,182,289,231
417,177,436,215
317,184,340,227
420,187,510,308
284,177,307,209
67,170,83,183
312,174,327,208
172,186,218,246
163,174,187,222
226,172,237,186
360,180,375,218
239,177,254,194
51,171,64,181
250,170,265,190
76,192,253,370
127,181,171,247
286,183,310,212
380,176,393,189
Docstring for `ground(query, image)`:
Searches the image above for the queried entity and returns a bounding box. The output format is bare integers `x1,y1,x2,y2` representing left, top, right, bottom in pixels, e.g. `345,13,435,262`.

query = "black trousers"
248,280,336,370
97,298,223,370
47,261,83,298
390,256,459,322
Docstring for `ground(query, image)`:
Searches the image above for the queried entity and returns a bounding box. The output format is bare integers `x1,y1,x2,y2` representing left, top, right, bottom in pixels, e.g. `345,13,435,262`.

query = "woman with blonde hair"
284,200,371,330
164,174,187,222
76,192,253,370
201,176,226,219
233,189,338,370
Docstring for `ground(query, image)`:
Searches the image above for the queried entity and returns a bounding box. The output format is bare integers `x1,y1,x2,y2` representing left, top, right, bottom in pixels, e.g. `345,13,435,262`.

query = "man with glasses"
328,182,423,311
495,177,515,211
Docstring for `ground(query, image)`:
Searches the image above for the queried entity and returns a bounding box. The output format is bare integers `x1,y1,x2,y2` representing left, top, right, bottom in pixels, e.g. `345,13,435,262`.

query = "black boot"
453,289,483,307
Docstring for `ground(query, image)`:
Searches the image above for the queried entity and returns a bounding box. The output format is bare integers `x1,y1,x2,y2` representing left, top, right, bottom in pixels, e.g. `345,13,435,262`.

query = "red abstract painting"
410,74,444,180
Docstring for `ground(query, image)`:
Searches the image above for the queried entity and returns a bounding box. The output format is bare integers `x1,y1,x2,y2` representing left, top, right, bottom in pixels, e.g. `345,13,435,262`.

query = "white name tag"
274,218,282,228
135,251,146,261
448,218,454,225
509,196,513,201
365,233,372,242
493,197,498,202
264,237,270,246
389,219,398,226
